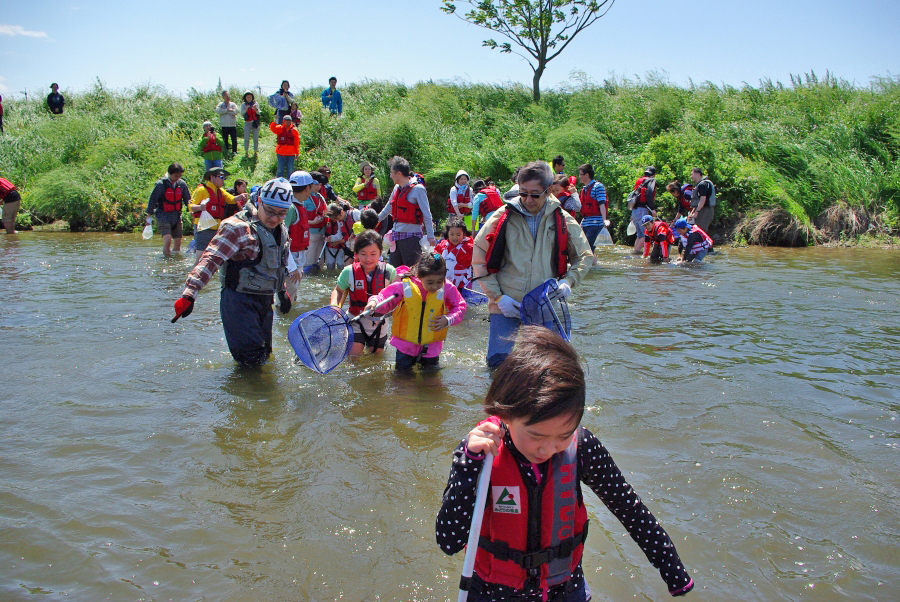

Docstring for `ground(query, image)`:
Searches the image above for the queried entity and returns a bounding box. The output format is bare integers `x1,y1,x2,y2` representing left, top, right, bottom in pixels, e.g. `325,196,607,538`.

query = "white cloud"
0,24,49,38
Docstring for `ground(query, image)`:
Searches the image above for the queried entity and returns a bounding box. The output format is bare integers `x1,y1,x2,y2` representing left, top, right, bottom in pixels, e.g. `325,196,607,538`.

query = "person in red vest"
376,156,436,268
199,122,223,171
352,161,381,209
1,175,21,234
470,179,505,232
630,167,658,254
285,170,313,303
437,325,695,601
189,168,248,258
145,163,191,256
641,214,675,263
673,218,714,263
330,229,399,356
434,216,474,289
240,91,260,157
269,114,300,178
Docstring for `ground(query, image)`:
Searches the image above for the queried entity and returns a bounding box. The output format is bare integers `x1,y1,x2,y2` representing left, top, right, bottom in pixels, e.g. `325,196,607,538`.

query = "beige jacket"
472,195,593,314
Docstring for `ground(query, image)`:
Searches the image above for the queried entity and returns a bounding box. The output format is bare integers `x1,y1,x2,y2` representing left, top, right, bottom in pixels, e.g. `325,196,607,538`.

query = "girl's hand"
466,421,505,456
429,315,449,331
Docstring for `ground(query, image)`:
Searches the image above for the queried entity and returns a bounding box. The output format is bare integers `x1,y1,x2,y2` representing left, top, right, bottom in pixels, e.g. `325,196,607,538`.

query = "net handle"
349,293,398,324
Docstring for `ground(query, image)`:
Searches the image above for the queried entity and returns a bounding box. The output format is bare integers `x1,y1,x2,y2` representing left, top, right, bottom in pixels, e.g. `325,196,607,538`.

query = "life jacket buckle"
521,548,552,569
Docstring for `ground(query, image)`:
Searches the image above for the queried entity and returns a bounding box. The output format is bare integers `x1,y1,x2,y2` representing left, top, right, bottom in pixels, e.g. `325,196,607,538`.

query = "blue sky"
1,0,898,99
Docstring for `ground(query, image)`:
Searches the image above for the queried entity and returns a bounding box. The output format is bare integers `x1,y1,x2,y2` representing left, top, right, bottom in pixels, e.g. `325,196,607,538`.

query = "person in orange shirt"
269,114,300,177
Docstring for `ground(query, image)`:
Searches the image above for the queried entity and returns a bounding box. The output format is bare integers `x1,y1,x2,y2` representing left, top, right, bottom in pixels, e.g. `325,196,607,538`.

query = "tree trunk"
532,66,544,103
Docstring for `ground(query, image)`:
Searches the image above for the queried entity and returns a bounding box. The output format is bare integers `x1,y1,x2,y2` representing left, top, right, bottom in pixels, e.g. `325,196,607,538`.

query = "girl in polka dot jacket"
436,326,694,601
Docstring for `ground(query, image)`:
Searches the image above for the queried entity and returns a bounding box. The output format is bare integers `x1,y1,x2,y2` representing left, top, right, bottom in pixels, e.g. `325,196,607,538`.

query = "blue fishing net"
288,307,354,374
460,287,489,307
519,278,571,341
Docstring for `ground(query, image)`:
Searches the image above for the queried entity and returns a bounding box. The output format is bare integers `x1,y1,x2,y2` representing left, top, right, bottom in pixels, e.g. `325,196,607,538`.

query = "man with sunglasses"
172,178,302,366
472,161,593,367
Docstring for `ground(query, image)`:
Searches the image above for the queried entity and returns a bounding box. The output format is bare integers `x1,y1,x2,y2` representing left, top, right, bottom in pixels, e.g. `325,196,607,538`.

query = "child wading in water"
436,326,694,601
330,230,398,356
364,252,466,370
434,216,474,289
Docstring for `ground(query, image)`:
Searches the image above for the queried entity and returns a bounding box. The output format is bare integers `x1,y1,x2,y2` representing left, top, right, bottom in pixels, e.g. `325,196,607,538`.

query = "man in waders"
172,178,302,365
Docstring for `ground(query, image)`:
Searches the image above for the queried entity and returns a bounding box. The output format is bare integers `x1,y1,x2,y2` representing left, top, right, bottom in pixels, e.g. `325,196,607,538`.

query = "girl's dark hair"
666,180,682,196
472,179,487,193
234,178,248,189
442,216,470,239
412,251,447,279
310,171,328,185
484,325,585,426
360,208,379,229
353,229,383,254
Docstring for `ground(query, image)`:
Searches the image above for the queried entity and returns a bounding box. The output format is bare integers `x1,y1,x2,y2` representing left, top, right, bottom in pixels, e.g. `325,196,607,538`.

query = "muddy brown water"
1,233,898,600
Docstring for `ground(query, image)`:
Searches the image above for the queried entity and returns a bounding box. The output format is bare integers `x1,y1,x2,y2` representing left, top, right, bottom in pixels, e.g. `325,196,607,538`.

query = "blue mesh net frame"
460,287,489,307
288,307,355,374
519,278,572,342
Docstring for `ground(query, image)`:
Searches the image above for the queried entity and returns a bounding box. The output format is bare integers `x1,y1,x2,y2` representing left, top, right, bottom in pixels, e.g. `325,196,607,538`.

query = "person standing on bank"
240,91,260,156
689,168,716,233
172,178,302,365
199,121,223,171
321,77,342,116
472,161,593,368
47,83,65,114
630,166,658,254
268,80,293,125
146,163,191,256
377,156,436,268
215,90,239,156
269,114,300,178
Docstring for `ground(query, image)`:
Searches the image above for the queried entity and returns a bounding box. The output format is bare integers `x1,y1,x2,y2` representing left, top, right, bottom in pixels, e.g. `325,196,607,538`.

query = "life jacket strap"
477,521,589,570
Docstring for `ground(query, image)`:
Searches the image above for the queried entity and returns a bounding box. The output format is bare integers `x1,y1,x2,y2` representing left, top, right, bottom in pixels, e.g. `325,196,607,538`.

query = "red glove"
172,295,194,323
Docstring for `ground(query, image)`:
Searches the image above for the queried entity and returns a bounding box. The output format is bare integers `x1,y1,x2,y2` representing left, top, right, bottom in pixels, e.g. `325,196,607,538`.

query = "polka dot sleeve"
579,427,694,596
435,439,483,556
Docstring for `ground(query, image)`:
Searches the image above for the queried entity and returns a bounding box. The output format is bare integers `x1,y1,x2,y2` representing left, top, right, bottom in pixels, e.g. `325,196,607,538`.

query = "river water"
0,233,897,601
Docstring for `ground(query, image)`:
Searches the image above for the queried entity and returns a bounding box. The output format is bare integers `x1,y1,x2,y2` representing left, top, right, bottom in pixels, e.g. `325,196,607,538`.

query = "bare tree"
441,0,615,103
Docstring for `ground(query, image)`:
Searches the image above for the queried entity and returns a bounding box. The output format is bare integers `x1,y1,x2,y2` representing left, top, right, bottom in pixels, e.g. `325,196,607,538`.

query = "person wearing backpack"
629,167,658,254
689,168,716,233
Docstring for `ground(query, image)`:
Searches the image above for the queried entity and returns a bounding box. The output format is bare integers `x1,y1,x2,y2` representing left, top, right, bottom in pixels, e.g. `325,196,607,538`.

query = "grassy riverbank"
1,73,898,245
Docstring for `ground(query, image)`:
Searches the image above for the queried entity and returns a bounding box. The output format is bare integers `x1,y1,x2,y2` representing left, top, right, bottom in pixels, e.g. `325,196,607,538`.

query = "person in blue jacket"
321,77,342,116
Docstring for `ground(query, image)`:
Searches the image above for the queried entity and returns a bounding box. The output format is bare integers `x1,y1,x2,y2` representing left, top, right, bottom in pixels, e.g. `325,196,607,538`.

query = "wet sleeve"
436,439,486,555
579,428,693,595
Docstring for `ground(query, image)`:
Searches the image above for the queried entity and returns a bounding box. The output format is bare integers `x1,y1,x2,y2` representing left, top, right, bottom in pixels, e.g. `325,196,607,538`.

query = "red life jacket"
307,193,327,229
474,420,588,592
324,218,346,248
479,185,504,217
245,106,258,121
578,181,605,217
288,200,310,252
686,225,713,254
347,261,388,316
357,177,378,202
484,207,569,278
276,125,296,148
203,184,227,219
435,237,474,287
161,180,184,213
447,186,472,215
202,132,222,153
679,184,694,213
390,184,423,225
645,220,674,244
0,177,16,198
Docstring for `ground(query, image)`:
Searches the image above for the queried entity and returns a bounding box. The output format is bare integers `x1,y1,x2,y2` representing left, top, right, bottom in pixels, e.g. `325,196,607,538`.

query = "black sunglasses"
519,189,547,200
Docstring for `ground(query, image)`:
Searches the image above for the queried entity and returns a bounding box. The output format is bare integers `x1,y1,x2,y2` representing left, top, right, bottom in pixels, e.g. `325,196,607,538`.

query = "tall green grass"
1,74,897,240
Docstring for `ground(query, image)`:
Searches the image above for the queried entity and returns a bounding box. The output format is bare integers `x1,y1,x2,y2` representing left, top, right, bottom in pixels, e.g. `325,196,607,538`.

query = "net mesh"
288,307,354,374
519,279,571,341
460,287,489,307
